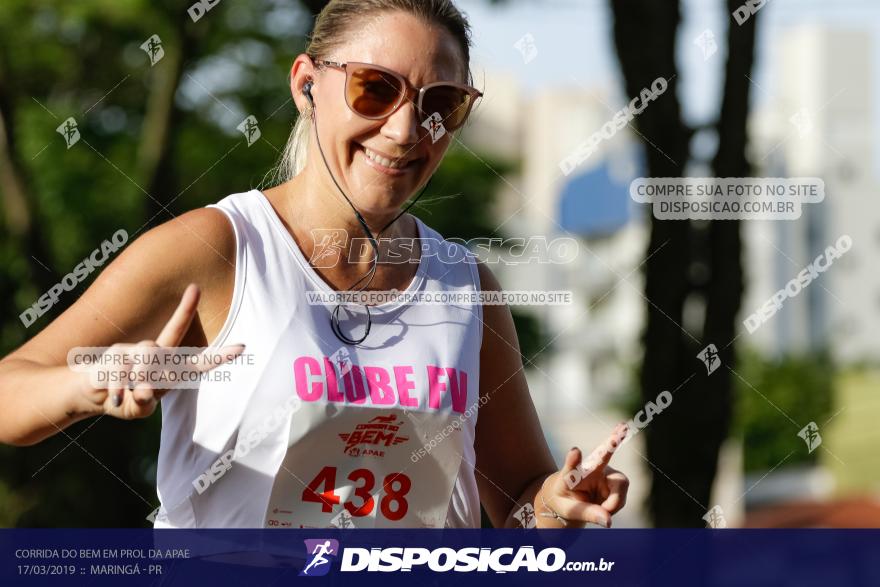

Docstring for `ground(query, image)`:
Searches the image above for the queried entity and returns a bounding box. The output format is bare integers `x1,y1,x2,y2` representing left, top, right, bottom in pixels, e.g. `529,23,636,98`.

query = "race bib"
264,403,466,529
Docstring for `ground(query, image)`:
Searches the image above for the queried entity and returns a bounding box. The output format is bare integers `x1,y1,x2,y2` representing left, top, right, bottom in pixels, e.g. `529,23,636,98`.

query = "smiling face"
291,11,469,219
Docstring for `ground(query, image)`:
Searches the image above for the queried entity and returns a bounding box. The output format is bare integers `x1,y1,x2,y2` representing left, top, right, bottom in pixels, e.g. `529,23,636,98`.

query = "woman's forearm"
0,359,100,446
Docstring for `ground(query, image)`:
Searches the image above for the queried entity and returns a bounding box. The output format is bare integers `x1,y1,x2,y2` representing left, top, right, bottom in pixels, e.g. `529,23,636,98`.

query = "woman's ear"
290,54,316,114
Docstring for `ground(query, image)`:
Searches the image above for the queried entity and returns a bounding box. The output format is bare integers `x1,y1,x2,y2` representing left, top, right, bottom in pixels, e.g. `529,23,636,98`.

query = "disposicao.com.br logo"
299,540,614,575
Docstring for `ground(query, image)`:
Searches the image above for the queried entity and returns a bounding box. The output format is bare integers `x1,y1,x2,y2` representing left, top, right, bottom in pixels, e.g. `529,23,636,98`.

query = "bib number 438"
302,466,411,521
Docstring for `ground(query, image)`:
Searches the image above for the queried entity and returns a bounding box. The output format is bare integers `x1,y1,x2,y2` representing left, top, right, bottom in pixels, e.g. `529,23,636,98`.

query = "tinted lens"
421,86,473,130
347,65,405,118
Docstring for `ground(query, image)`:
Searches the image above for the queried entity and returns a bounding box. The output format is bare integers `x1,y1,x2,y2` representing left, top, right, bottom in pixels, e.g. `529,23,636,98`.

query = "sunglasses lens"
422,86,473,130
347,65,405,118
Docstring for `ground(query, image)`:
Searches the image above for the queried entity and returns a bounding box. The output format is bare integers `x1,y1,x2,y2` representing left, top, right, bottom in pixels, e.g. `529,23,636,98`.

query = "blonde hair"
269,0,473,185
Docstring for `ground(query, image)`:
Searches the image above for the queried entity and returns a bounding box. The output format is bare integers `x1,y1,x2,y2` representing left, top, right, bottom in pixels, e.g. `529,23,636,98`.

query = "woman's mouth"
356,144,419,176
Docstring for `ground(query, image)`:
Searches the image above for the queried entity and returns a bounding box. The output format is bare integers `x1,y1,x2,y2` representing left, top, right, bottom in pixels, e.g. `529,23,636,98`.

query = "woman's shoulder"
142,206,234,263
108,205,236,293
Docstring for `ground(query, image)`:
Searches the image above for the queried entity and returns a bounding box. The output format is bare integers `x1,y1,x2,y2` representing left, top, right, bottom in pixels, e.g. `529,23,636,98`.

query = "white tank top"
153,189,483,529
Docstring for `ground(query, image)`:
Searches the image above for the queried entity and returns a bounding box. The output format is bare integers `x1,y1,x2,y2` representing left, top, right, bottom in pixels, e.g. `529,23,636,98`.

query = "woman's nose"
380,100,420,145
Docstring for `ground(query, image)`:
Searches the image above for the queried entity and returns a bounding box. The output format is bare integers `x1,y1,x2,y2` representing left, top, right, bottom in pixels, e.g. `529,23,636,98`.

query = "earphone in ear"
303,80,314,104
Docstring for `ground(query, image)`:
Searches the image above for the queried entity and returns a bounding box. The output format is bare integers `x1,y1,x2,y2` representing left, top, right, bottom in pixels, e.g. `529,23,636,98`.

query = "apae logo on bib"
338,414,409,457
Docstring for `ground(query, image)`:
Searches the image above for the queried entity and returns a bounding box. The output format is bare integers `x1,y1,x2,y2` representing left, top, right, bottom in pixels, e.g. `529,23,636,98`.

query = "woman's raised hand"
76,284,245,420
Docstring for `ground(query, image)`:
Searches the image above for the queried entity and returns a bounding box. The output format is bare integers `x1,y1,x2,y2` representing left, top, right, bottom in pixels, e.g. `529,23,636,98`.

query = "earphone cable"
309,98,434,345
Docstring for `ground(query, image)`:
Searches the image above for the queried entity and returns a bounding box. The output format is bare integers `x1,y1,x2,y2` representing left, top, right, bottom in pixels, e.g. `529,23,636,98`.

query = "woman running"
0,0,629,529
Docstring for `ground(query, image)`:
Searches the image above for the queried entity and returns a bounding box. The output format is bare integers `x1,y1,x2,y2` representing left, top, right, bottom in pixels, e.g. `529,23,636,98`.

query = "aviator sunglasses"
313,59,482,132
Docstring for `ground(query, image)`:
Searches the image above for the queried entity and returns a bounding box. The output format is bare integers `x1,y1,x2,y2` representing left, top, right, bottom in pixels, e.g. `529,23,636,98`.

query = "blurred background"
1,0,878,528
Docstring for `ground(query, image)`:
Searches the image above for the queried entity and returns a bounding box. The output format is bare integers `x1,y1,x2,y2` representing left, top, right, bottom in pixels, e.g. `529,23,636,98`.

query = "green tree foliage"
733,348,834,473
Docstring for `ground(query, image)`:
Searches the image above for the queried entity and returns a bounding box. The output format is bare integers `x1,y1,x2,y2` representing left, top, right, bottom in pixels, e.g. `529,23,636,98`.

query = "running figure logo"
330,509,356,529
693,29,718,61
310,229,347,268
697,344,721,375
421,112,447,143
797,421,822,453
140,34,165,66
56,117,80,149
513,33,538,64
702,505,727,528
513,503,537,528
300,539,339,577
237,115,261,146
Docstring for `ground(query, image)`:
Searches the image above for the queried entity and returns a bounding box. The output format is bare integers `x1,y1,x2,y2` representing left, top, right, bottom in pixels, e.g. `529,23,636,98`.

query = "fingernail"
112,393,122,407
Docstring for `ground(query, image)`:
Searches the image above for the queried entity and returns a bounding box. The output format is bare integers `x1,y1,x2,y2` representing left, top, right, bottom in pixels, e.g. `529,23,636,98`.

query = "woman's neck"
263,173,420,273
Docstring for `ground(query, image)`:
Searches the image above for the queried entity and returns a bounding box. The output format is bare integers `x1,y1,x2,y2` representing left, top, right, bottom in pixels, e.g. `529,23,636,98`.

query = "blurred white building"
459,17,878,528
466,80,649,411
464,77,654,526
745,26,879,364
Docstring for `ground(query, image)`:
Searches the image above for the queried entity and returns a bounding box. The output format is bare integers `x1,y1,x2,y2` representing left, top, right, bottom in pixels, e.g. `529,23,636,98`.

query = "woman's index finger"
156,284,201,348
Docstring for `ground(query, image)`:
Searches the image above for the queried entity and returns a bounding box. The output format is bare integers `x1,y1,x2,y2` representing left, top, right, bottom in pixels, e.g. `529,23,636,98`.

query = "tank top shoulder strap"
412,216,483,339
